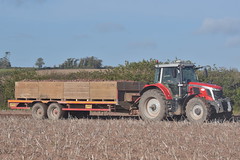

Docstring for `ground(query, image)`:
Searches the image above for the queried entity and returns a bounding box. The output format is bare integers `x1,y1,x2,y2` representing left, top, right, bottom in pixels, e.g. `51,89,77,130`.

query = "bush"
1,60,240,114
0,69,37,109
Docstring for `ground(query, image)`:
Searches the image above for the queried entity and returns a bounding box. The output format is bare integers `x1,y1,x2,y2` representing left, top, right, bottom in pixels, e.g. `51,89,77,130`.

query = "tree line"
0,53,105,69
36,56,105,69
0,55,240,113
58,56,103,69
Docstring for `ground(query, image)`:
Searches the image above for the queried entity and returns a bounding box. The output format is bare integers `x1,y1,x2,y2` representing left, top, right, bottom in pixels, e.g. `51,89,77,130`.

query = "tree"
0,52,11,68
59,58,79,69
35,57,45,69
59,56,103,69
79,56,102,69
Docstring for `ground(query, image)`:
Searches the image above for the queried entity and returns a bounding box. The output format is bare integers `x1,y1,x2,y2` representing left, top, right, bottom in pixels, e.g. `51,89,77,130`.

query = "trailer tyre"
32,103,48,120
186,97,210,123
139,89,166,121
47,103,65,120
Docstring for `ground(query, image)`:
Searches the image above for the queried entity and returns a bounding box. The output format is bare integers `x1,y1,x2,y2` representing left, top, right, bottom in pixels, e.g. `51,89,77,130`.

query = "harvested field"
1,114,240,160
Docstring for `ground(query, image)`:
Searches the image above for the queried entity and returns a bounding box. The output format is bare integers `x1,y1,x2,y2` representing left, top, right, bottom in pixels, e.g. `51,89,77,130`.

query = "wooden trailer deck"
9,81,146,111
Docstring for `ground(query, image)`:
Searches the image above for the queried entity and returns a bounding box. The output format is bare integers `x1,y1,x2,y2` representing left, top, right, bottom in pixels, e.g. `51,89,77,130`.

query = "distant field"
0,68,15,73
0,68,108,75
36,69,108,75
0,115,240,160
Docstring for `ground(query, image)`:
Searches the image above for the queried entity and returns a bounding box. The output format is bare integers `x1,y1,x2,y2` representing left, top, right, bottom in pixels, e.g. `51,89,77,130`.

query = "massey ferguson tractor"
138,62,232,123
8,61,232,123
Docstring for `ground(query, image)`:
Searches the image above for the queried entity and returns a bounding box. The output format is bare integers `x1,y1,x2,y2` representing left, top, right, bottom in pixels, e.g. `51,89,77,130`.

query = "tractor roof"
155,62,195,68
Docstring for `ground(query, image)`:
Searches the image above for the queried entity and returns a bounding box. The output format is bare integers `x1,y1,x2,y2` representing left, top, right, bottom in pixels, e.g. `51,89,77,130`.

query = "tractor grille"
213,90,223,100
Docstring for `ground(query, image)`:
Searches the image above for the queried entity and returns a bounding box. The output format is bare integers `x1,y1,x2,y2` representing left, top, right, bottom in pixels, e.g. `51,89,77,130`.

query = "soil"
1,112,240,160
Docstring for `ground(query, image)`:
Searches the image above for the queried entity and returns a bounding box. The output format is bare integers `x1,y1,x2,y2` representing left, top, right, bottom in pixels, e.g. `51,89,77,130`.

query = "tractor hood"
188,82,222,90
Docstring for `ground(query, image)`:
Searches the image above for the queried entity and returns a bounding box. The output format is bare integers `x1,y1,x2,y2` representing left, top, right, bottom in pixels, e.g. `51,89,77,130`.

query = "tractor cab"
154,62,198,98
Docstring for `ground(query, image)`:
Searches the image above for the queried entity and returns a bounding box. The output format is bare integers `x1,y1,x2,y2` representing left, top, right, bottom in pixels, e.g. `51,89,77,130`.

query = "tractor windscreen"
182,67,198,83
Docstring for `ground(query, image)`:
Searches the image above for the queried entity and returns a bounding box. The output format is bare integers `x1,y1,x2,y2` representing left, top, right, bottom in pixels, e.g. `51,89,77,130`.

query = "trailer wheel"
32,103,48,120
47,103,65,120
69,111,90,119
186,97,210,123
139,89,166,121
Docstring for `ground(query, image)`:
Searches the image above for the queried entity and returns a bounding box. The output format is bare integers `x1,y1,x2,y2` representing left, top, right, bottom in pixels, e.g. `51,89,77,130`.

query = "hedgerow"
0,60,240,113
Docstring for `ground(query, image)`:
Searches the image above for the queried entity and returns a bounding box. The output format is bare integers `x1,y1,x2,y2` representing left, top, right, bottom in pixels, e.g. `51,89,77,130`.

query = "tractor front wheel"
186,97,211,123
139,89,166,121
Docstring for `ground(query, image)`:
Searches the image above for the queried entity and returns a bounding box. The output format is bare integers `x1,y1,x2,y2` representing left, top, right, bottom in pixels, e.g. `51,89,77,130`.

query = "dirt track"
0,110,31,117
0,110,140,120
1,110,240,122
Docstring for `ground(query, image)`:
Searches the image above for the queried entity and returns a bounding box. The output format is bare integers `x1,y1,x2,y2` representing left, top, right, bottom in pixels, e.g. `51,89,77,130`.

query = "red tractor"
138,62,232,123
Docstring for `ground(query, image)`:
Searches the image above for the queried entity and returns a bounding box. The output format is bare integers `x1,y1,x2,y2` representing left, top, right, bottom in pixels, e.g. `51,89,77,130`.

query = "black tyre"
47,103,65,120
32,103,48,120
186,97,210,123
69,111,90,119
139,89,166,121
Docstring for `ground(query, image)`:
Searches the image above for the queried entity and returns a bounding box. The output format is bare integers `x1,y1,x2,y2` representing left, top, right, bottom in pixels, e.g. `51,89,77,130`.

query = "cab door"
161,67,179,97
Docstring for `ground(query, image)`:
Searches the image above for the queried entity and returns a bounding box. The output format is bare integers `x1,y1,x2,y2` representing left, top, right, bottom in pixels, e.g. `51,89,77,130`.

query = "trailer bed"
9,81,146,112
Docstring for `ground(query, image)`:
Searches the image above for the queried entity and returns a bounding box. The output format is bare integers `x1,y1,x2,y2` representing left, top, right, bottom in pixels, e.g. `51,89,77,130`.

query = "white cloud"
96,23,125,33
0,0,45,6
225,36,240,48
2,33,34,40
197,18,240,48
74,34,90,40
127,41,158,50
198,18,240,35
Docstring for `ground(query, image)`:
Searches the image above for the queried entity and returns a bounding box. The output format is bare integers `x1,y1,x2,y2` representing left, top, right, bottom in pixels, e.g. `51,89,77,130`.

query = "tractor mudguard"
140,83,173,100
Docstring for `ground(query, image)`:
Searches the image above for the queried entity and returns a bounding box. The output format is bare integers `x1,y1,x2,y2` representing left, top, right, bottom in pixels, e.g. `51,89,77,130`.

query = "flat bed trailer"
8,81,145,119
8,62,232,123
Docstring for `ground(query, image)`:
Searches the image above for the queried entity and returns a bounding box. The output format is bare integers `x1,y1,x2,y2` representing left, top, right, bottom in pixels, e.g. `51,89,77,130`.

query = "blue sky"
0,0,240,69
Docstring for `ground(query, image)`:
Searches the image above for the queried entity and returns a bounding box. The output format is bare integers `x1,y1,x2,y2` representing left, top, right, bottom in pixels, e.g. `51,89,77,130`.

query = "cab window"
162,68,179,84
182,67,198,83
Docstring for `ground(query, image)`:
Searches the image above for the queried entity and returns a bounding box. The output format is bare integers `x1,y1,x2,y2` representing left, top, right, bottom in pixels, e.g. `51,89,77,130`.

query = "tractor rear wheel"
47,103,65,120
32,103,48,120
186,97,211,123
139,89,166,121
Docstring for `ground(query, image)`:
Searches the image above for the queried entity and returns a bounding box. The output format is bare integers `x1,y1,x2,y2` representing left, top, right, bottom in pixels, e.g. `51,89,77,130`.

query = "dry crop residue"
0,116,240,160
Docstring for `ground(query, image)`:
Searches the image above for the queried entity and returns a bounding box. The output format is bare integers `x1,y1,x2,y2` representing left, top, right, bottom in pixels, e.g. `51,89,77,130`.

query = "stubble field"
0,112,240,160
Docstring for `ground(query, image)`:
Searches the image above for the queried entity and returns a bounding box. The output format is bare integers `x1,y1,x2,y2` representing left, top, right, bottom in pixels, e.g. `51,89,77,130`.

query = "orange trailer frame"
8,99,117,112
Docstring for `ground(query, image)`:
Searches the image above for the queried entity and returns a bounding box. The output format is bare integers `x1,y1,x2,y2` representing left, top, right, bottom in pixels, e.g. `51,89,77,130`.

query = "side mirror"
204,68,208,78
